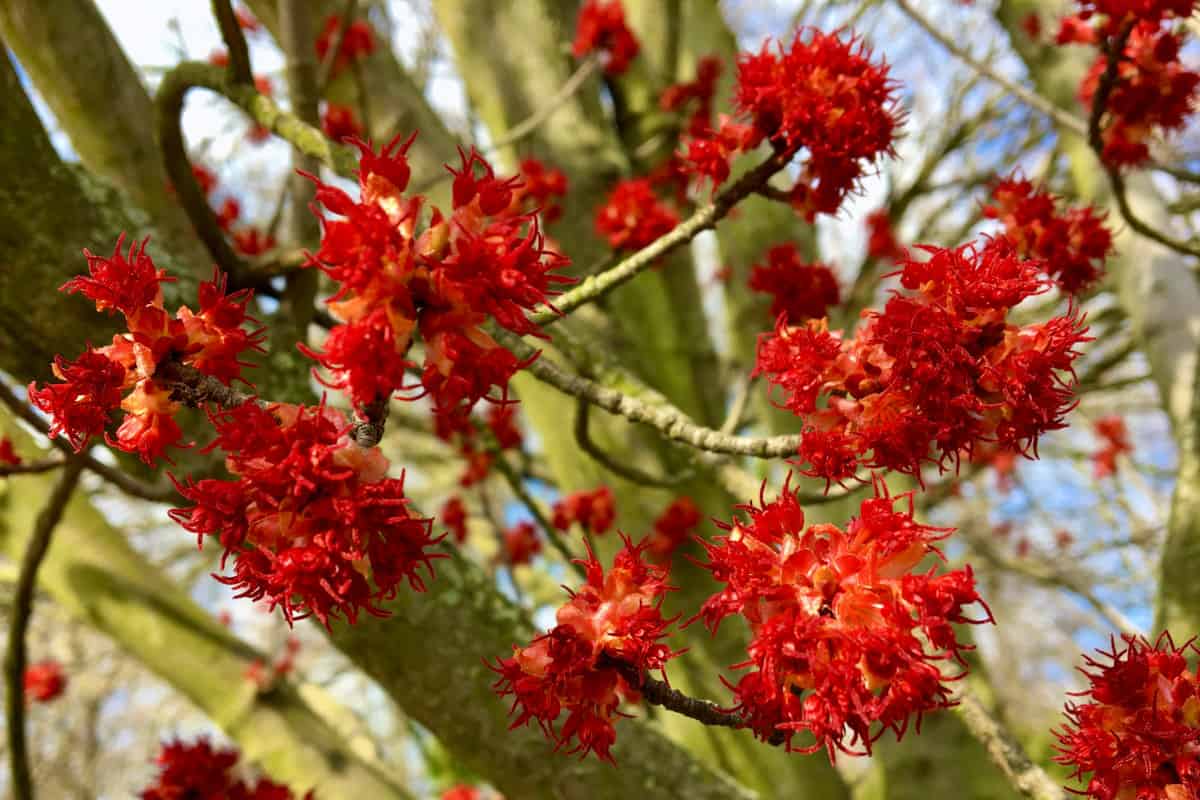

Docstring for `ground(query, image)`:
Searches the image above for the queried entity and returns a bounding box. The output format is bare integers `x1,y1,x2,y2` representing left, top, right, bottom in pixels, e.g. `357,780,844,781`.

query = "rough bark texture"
0,0,209,274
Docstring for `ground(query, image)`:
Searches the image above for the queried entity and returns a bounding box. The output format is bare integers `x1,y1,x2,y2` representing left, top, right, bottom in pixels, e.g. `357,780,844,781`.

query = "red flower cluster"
244,636,301,690
594,178,679,252
433,402,523,486
190,162,276,256
754,239,1089,484
140,739,308,800
572,0,640,76
715,28,900,219
30,237,264,463
1054,633,1200,800
514,158,568,225
491,536,678,761
646,496,702,562
661,55,724,138
552,486,616,535
502,520,543,566
170,402,441,626
315,13,376,78
984,175,1114,293
23,660,66,703
441,495,469,543
696,480,990,758
302,135,570,416
321,103,363,142
1092,414,1133,477
0,436,21,466
1058,1,1199,166
866,209,905,262
748,243,841,323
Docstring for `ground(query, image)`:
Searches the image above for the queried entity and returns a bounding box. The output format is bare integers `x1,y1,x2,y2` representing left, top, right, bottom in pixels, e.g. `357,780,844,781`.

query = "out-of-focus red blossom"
140,739,311,800
253,75,273,98
246,123,271,144
514,158,568,224
491,535,679,762
245,637,301,689
681,116,762,191
1055,529,1075,549
502,521,543,566
442,495,469,543
24,660,66,703
866,209,905,262
233,227,276,256
302,134,570,416
646,496,702,562
753,238,1089,485
552,486,616,535
209,49,230,68
30,237,264,463
321,103,363,142
441,787,480,800
0,436,22,466
234,5,260,33
572,0,640,75
661,55,724,137
1054,633,1200,800
192,164,218,196
748,243,840,323
984,175,1113,293
169,402,442,627
216,197,241,231
315,14,376,78
1015,537,1032,558
733,28,900,219
1022,12,1043,39
696,479,991,758
594,178,679,252
972,442,1019,492
1059,0,1200,167
1092,414,1133,477
432,403,523,486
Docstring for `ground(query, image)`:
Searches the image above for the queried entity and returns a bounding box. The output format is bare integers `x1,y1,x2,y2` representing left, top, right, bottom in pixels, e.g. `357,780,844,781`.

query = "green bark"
0,418,412,799
0,0,209,274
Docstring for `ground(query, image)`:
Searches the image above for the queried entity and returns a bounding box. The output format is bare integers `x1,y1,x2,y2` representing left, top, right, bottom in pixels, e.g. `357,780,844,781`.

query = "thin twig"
0,458,64,477
487,442,583,577
211,0,253,85
486,56,600,155
493,328,802,459
0,382,177,503
530,144,797,327
893,0,1088,137
573,398,693,487
954,688,1066,800
4,456,86,800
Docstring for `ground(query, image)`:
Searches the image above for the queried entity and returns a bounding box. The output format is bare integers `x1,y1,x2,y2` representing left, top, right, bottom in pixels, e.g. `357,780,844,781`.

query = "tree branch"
530,144,797,327
4,455,85,800
212,0,254,85
953,688,1066,800
573,397,694,487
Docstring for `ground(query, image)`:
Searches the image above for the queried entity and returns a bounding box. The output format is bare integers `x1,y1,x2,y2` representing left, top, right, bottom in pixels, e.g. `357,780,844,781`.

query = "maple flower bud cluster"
748,243,841,323
552,486,616,535
189,163,276,257
140,738,310,800
572,0,640,76
1092,414,1133,477
29,236,264,463
865,208,905,262
1057,0,1199,166
1054,633,1200,800
301,133,571,416
754,238,1090,484
697,480,991,758
23,660,67,703
683,28,900,219
321,103,363,143
315,13,376,78
645,496,702,563
170,401,440,626
0,436,21,466
984,175,1114,294
491,536,679,762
